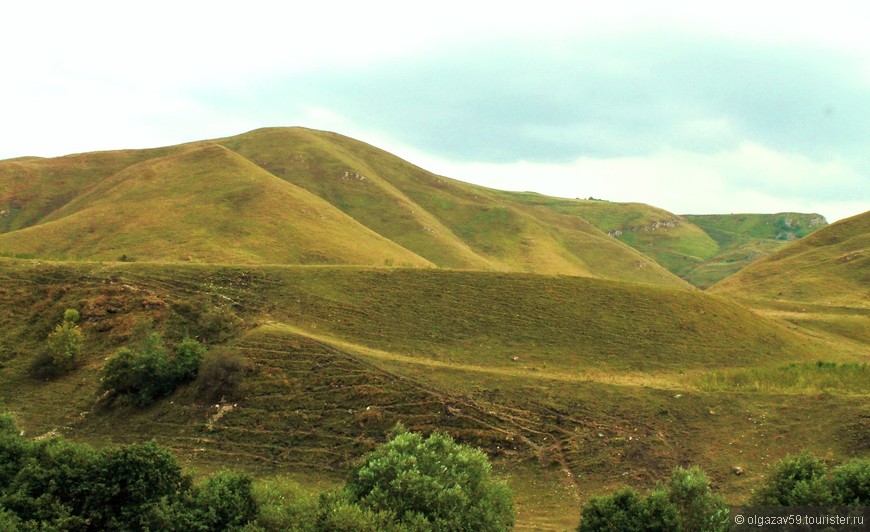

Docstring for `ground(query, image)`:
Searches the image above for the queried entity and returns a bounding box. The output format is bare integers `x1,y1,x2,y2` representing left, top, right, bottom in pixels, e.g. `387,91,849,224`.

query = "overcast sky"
2,1,868,221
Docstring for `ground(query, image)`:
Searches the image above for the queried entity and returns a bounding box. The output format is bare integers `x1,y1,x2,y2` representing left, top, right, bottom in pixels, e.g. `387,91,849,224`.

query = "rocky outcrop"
607,219,680,237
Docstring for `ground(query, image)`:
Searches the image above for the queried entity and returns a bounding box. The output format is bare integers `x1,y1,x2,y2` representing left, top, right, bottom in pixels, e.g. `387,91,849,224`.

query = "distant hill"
503,195,719,278
680,213,828,287
710,210,869,307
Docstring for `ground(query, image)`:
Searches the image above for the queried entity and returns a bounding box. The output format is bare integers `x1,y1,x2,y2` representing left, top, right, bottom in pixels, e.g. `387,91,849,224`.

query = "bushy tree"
194,470,258,530
752,453,869,507
45,308,85,373
174,336,207,383
665,466,729,532
346,427,515,531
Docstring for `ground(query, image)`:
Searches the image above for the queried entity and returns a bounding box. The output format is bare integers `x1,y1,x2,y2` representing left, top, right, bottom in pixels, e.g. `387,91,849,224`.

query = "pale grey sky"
2,1,868,220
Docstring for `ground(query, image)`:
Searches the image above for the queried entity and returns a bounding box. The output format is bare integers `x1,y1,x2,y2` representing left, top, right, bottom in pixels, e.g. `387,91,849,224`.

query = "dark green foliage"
751,453,831,506
578,466,728,532
311,490,401,532
30,308,85,377
196,351,248,402
101,332,206,406
829,459,870,505
664,467,729,532
194,471,258,530
0,414,257,530
174,337,207,383
752,453,869,507
346,427,515,531
578,487,653,532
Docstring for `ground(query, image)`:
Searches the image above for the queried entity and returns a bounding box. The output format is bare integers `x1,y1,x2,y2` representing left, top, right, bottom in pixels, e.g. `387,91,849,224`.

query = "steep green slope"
710,210,869,307
217,127,688,286
0,146,431,266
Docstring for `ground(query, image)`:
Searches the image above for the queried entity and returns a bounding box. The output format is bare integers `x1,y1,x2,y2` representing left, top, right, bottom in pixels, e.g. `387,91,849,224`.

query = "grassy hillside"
683,213,828,288
0,127,828,289
1,259,866,528
216,127,688,285
0,146,431,266
497,194,720,277
709,211,868,353
0,145,200,234
710,210,868,307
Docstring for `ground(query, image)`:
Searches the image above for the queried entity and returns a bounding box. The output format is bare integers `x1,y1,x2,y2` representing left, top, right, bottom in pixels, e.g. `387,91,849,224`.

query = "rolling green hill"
709,211,869,351
0,144,201,234
0,126,827,288
0,127,688,287
498,194,720,277
215,127,686,284
0,145,431,266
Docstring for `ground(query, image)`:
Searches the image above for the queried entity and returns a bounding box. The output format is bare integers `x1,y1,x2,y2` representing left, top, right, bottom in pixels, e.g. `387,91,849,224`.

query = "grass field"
0,258,866,529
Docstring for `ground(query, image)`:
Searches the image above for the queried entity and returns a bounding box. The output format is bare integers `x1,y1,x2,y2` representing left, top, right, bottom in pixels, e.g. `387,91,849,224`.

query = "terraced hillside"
1,259,866,528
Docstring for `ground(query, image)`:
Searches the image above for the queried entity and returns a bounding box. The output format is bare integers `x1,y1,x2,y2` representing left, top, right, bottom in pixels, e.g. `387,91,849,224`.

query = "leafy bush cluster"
578,454,870,531
0,419,513,531
29,308,85,378
255,426,515,531
0,414,257,531
752,453,870,507
101,332,205,406
579,466,729,532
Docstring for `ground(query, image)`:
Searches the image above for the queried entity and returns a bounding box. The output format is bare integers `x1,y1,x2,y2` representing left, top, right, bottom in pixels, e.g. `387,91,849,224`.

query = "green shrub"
33,308,85,377
174,337,207,383
346,427,515,531
0,415,258,531
578,487,652,532
577,466,728,532
751,453,831,506
101,332,206,406
827,458,869,506
664,467,729,532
